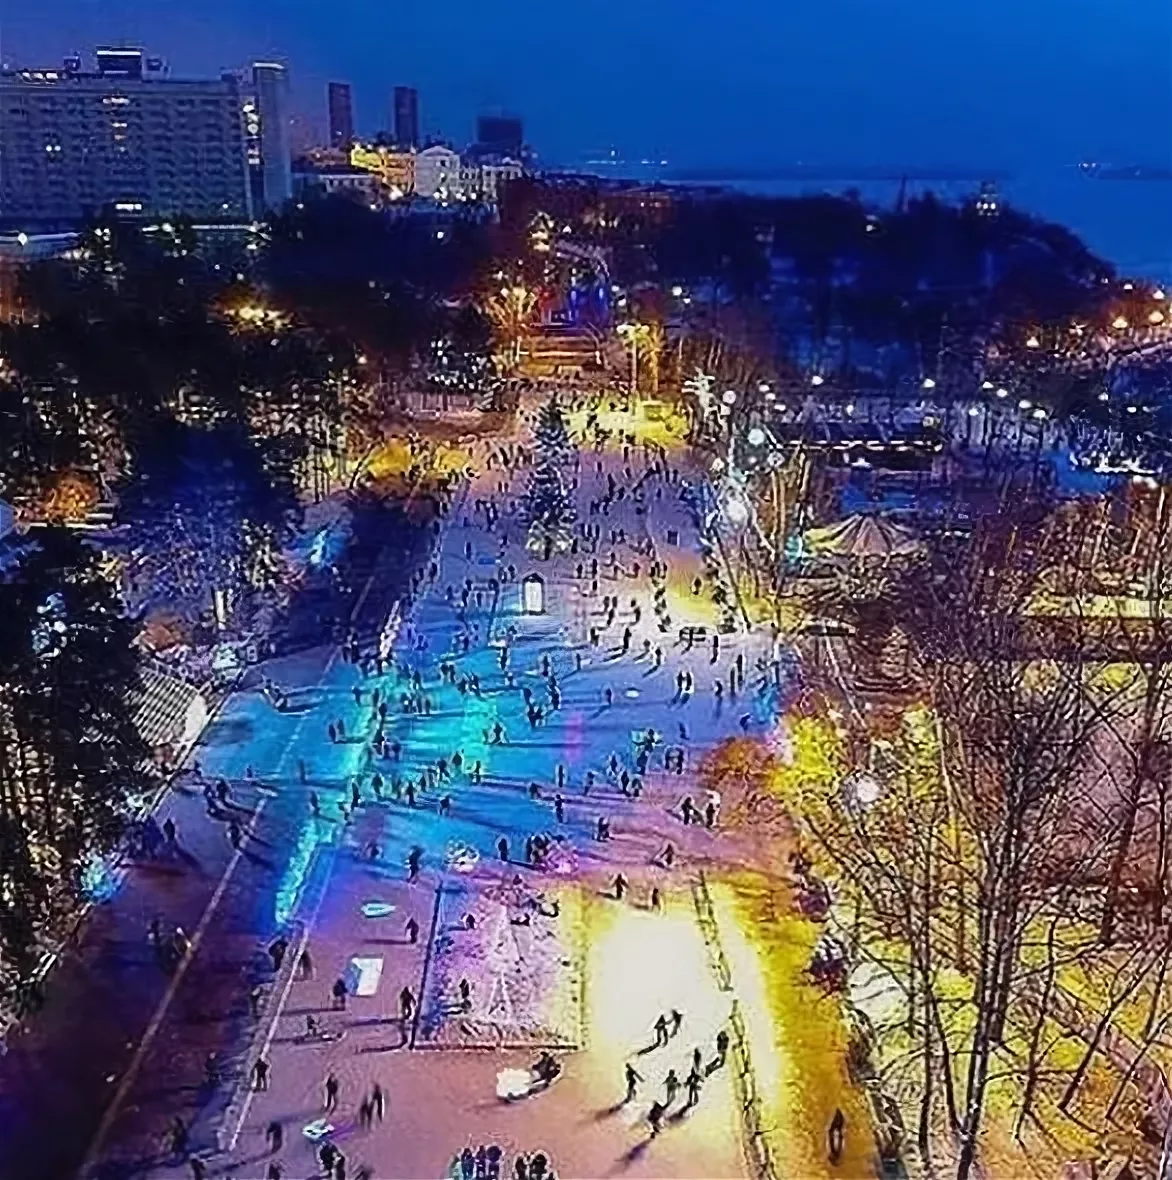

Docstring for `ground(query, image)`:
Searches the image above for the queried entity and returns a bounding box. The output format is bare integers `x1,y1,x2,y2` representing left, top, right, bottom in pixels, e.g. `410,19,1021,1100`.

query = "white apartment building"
0,48,251,222
412,144,461,200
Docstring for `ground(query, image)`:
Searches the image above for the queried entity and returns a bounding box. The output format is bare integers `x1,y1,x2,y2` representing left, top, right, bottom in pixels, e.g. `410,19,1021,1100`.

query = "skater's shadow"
358,1027,409,1053
592,1099,628,1121
612,1138,651,1173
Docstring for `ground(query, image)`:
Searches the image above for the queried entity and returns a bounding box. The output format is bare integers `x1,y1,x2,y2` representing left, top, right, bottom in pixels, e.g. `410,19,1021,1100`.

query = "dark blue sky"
4,0,1171,170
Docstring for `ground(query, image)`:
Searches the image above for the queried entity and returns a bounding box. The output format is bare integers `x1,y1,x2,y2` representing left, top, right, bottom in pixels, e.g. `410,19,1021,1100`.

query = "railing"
691,871,778,1180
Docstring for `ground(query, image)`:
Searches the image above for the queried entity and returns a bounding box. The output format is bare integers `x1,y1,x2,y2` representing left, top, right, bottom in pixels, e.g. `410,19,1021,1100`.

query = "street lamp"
810,374,825,387
747,427,766,446
921,377,936,389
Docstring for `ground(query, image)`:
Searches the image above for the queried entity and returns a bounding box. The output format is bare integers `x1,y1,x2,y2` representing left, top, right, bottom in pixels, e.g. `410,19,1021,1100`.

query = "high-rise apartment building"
475,115,524,158
393,86,419,149
327,81,354,150
0,47,251,222
251,61,292,211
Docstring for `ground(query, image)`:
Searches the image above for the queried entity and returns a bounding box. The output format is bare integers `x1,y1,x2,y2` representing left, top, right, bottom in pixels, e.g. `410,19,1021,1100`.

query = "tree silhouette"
0,528,151,1004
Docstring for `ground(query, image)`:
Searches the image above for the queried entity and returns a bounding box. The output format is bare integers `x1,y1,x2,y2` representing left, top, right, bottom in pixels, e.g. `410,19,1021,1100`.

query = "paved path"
190,406,862,1180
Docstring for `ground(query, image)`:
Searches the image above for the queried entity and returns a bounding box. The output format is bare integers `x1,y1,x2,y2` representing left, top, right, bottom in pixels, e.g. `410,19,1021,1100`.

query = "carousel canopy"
804,514,921,560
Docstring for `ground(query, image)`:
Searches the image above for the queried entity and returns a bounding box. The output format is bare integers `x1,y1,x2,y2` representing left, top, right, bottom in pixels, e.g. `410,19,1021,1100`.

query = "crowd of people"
158,395,805,1177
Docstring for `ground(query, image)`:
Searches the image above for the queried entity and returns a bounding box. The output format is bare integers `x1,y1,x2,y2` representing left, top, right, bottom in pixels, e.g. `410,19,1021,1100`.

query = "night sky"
4,0,1171,171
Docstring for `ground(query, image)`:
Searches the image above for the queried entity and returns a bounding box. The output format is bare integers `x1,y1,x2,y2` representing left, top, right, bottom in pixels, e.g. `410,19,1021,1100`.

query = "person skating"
265,1118,283,1152
715,1028,730,1066
663,1069,680,1106
400,985,416,1022
669,1008,683,1037
371,1081,385,1120
252,1057,270,1090
267,936,288,972
266,1164,282,1180
624,1062,643,1103
650,886,662,911
407,845,422,882
168,1115,189,1157
554,794,565,823
828,1108,845,1163
647,1100,665,1137
497,836,509,862
459,978,472,1011
653,1013,669,1047
406,915,419,944
324,1070,340,1111
613,873,627,900
189,1158,208,1180
685,1066,703,1108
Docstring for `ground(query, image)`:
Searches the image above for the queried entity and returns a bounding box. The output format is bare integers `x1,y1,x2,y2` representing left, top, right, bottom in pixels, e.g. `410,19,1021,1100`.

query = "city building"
413,143,461,200
251,61,292,211
241,92,263,210
292,161,381,206
327,81,354,151
393,85,419,149
476,157,525,203
349,143,414,200
475,114,523,157
0,47,251,223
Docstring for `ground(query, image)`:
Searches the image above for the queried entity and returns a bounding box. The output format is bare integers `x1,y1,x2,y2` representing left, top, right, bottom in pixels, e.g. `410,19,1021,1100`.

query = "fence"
691,871,778,1180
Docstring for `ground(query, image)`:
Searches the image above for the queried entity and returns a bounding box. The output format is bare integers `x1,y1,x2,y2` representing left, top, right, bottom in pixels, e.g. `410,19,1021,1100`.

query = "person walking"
624,1062,643,1103
664,1069,680,1106
715,1028,730,1066
371,1081,385,1121
654,1013,669,1047
406,916,419,944
828,1108,846,1164
324,1071,340,1112
332,976,348,1010
647,1100,665,1137
669,1008,683,1037
613,873,627,900
265,1119,283,1152
400,986,416,1022
252,1057,270,1090
298,948,313,979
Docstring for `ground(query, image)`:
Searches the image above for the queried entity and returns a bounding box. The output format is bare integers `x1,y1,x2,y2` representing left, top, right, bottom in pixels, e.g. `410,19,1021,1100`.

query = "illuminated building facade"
349,143,415,200
0,48,251,222
251,61,293,211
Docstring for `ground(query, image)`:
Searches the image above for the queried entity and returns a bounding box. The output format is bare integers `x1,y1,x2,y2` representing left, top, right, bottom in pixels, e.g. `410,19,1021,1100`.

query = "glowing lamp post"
521,572,546,615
